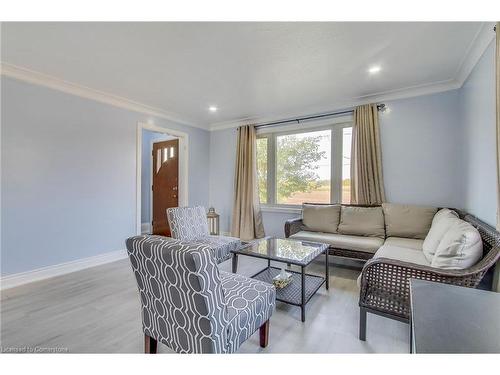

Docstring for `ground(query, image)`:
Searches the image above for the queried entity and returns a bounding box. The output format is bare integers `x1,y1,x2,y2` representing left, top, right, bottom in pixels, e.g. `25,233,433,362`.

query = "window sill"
260,205,302,214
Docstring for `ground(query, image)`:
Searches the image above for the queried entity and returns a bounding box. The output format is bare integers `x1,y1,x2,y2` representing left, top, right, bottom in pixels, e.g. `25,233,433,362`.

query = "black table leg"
232,253,238,273
301,265,306,322
325,249,329,290
359,307,367,341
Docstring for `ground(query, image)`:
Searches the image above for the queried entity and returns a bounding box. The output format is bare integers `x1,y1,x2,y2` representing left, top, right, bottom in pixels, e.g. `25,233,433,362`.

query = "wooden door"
152,139,179,236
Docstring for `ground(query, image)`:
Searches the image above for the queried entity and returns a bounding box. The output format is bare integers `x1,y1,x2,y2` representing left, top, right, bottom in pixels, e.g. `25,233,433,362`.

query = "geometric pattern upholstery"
192,235,241,264
221,271,276,353
167,206,242,264
126,235,275,353
166,206,210,241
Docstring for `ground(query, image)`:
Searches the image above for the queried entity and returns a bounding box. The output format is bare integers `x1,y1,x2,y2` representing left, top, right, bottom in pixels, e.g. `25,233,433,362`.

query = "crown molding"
210,22,494,132
3,22,494,134
0,62,207,131
209,78,461,131
454,22,496,87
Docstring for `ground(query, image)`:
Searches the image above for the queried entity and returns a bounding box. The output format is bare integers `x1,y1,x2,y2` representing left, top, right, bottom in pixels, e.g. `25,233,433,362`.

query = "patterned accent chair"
166,206,241,264
126,235,276,353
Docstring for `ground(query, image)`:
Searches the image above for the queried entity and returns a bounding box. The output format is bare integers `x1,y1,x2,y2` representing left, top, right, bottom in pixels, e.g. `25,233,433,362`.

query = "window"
256,137,268,204
257,123,352,206
276,130,331,204
342,127,352,204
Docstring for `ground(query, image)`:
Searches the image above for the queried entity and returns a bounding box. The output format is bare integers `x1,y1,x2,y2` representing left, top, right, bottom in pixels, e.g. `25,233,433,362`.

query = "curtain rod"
254,103,386,129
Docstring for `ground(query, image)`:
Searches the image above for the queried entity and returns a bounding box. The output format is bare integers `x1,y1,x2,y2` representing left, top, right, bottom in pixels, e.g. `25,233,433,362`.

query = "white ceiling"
1,22,490,130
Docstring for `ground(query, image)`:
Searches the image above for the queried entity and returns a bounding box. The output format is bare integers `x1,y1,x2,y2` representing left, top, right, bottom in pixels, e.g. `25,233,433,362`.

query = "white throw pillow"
431,219,483,269
422,208,459,262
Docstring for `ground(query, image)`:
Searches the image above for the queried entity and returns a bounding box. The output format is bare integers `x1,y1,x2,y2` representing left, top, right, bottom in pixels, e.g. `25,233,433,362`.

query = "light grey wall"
380,90,463,208
209,90,465,237
208,127,237,234
140,130,173,225
1,77,210,276
459,41,496,227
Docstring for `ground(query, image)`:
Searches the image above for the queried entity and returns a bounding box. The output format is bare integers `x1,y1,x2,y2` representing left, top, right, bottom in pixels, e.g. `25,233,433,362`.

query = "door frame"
136,122,189,235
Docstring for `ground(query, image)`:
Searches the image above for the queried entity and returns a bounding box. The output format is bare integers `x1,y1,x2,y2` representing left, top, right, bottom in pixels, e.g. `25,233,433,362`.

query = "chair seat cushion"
194,235,241,263
290,231,384,254
383,237,424,250
220,271,276,353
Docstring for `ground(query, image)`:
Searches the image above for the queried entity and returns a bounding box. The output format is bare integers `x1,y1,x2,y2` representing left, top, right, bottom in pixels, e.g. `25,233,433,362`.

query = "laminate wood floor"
0,256,409,353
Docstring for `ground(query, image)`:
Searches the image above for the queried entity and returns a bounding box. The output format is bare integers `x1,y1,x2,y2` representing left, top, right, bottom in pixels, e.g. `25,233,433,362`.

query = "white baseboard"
141,222,151,234
0,249,128,290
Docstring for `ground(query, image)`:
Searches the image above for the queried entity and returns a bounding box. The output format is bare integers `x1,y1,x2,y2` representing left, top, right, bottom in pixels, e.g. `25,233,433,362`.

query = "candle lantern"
207,207,220,235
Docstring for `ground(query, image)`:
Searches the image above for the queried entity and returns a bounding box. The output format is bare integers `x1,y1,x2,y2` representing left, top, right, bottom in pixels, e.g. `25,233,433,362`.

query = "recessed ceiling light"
368,65,381,74
209,106,218,112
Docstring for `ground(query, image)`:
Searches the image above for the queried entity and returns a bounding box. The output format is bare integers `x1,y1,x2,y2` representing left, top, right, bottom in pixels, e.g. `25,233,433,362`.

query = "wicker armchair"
359,211,500,340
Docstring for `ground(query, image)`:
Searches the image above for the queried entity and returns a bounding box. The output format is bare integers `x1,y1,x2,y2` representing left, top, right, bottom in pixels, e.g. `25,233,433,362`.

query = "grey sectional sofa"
285,203,500,340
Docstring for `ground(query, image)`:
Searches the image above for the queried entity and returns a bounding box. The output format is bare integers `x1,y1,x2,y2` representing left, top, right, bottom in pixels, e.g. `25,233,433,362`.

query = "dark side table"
410,279,500,353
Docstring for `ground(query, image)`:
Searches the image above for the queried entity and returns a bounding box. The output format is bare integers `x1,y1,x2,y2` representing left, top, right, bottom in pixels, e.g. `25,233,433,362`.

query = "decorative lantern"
207,207,220,235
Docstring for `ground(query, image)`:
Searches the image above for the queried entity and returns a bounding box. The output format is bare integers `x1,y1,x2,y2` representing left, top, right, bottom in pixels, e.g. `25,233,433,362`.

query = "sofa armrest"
358,257,487,320
284,218,303,238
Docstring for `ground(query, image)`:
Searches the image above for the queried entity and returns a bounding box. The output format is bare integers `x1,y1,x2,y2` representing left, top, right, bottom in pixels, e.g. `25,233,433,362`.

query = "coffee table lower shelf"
251,266,326,313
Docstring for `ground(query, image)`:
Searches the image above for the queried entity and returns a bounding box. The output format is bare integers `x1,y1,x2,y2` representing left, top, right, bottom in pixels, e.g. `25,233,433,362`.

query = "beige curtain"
496,22,500,231
231,125,265,240
350,103,386,205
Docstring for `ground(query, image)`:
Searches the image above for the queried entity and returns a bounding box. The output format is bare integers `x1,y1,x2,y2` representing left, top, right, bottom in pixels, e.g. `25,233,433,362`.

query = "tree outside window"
257,125,352,206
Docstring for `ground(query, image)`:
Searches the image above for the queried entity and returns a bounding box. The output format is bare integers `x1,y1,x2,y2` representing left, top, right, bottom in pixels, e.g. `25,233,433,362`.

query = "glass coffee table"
231,237,329,322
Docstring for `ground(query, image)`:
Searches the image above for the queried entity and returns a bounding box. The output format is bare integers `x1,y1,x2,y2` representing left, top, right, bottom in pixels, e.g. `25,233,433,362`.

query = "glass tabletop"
233,237,328,266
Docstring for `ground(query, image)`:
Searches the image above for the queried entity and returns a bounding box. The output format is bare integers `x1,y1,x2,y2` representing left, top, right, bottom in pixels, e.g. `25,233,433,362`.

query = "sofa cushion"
422,208,459,262
384,237,424,250
302,204,341,233
382,203,437,240
431,219,483,269
357,245,430,287
337,206,385,239
289,230,383,254
374,245,430,266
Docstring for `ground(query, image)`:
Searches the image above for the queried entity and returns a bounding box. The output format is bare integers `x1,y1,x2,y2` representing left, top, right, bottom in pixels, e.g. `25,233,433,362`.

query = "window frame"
257,121,353,211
